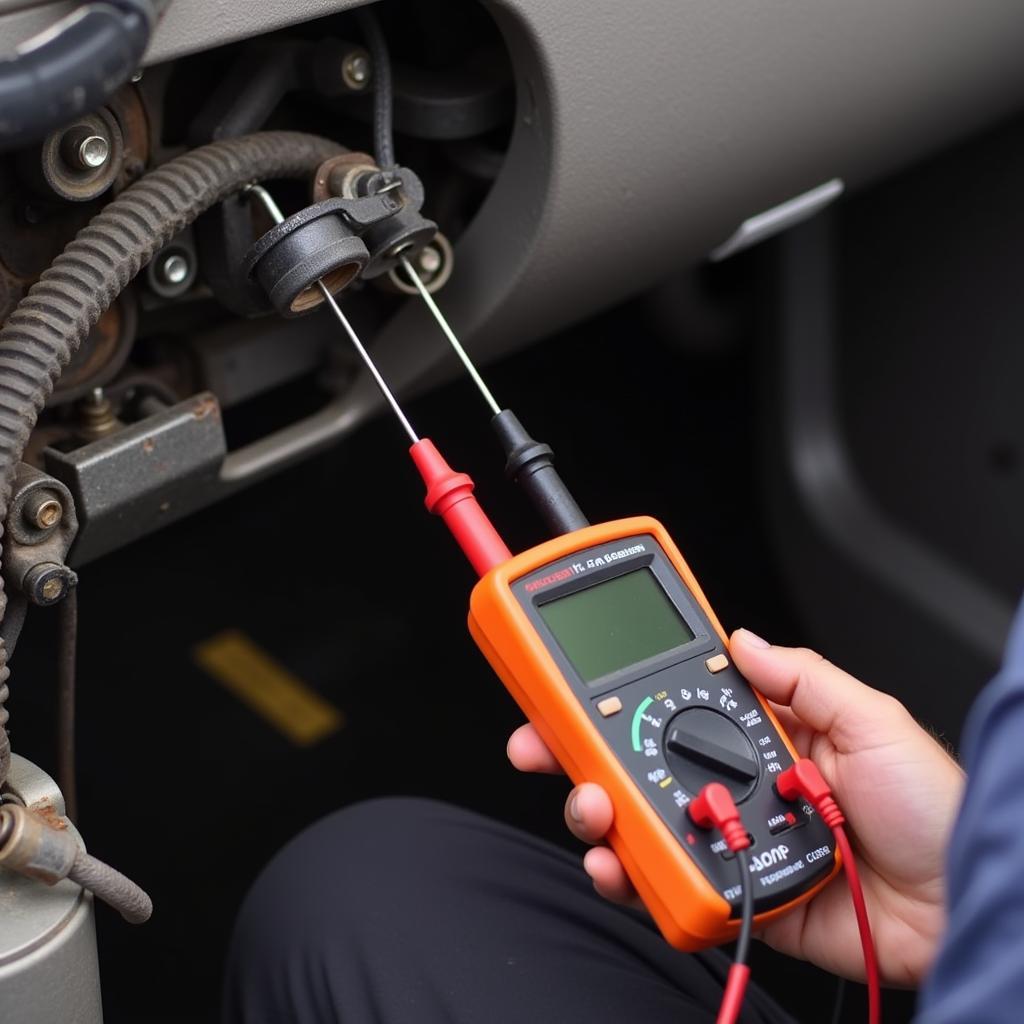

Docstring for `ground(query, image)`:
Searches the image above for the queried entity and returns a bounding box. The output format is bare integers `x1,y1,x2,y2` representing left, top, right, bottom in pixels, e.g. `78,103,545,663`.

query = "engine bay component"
0,130,344,790
45,393,227,565
0,1,158,153
0,756,102,1024
32,108,125,204
244,162,438,313
243,197,370,316
0,802,152,924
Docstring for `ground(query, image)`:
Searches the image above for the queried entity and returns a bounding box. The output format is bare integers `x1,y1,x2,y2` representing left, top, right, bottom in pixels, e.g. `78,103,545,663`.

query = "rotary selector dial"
663,706,760,802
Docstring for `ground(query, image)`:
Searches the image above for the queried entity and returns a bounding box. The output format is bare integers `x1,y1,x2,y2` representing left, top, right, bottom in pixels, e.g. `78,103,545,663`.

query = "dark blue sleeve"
916,599,1024,1023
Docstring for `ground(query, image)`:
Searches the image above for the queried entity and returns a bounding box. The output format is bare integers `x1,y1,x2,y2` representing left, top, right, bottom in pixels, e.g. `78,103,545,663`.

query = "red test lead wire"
776,759,881,1024
410,438,512,577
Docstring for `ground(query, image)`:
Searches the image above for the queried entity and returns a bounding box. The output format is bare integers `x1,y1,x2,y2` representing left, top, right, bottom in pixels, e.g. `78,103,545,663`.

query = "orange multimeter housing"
468,516,840,951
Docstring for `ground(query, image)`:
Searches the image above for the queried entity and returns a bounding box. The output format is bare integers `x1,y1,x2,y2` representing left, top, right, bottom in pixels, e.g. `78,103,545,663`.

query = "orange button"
597,695,623,717
705,654,730,674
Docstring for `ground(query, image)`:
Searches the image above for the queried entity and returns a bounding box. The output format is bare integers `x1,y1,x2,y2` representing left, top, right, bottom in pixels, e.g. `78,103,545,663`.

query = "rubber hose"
0,130,345,789
0,1,156,152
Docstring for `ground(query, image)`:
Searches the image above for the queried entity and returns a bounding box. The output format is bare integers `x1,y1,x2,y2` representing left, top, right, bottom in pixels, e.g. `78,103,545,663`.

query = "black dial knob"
663,707,760,802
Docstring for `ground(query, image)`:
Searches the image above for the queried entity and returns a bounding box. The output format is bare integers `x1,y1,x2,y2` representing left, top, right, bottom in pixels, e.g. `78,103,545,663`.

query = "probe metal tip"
315,281,420,443
246,185,420,445
399,256,501,418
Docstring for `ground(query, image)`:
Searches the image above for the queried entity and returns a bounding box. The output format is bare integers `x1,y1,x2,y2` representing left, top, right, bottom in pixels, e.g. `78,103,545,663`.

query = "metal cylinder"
0,755,102,1024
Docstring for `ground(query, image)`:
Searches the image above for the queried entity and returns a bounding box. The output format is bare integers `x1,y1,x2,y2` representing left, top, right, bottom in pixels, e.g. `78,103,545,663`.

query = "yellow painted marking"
194,630,343,746
659,776,674,789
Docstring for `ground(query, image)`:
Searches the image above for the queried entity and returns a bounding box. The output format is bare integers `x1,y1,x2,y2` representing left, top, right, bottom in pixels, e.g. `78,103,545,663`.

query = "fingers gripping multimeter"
469,516,840,951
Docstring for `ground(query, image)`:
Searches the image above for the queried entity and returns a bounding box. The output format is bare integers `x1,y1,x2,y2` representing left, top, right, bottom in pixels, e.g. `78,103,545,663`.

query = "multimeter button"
596,696,623,717
705,654,730,674
663,707,759,801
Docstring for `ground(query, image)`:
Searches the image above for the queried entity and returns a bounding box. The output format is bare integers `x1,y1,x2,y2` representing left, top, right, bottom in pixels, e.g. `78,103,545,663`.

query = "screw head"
31,498,63,530
76,135,110,170
342,51,371,90
40,577,64,602
159,253,190,286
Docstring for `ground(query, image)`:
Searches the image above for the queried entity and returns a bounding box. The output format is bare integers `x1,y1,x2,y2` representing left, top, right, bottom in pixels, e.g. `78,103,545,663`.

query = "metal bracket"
45,393,227,565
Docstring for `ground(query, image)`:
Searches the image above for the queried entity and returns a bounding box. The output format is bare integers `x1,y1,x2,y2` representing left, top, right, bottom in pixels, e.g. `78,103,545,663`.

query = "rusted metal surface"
28,799,68,833
45,393,228,565
108,84,151,194
312,151,377,203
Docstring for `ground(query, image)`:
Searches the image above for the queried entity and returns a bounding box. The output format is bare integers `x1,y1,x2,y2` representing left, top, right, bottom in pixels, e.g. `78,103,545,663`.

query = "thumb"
729,628,906,753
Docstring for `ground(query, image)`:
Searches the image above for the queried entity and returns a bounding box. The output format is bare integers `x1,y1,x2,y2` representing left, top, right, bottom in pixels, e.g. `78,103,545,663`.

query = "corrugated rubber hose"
0,130,345,790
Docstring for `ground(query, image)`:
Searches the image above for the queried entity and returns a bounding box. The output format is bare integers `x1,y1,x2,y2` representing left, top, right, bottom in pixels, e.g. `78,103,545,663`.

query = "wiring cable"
688,783,756,1024
56,588,78,822
777,759,881,1024
355,6,396,171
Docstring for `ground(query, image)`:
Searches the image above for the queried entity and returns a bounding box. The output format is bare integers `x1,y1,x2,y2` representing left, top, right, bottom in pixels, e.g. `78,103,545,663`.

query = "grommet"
360,206,438,279
244,199,370,316
384,232,454,295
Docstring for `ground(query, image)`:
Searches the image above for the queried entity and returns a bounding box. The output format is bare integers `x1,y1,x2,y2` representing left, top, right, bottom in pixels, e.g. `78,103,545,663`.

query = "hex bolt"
23,492,63,531
342,50,371,91
61,129,111,172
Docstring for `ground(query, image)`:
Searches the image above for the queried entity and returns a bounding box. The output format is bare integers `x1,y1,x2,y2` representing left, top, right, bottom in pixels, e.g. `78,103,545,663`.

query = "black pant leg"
223,798,795,1024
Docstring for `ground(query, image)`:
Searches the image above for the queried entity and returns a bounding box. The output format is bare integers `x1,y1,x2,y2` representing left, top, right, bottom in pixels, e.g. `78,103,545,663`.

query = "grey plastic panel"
6,0,1024,419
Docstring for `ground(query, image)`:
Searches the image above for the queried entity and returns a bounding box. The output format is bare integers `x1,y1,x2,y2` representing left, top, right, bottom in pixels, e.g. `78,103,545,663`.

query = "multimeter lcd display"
538,568,695,685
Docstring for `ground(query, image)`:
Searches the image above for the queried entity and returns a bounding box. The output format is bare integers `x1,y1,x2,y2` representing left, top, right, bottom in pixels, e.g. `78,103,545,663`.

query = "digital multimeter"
469,515,840,951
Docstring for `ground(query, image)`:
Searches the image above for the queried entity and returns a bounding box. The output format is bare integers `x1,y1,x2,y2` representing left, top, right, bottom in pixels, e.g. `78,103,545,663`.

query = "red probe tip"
409,438,512,578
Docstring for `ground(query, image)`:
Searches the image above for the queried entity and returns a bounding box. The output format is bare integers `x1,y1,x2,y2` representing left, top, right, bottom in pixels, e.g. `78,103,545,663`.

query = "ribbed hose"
0,131,344,790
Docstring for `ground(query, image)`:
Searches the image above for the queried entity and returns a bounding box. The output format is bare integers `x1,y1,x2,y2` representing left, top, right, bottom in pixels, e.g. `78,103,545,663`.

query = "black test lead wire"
399,255,589,538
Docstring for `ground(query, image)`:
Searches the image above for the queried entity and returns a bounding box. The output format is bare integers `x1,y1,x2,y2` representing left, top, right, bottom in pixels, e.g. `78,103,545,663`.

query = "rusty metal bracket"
44,392,227,566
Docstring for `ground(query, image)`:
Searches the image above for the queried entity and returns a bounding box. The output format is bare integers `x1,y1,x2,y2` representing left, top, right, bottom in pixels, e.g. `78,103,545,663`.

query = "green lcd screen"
537,568,695,685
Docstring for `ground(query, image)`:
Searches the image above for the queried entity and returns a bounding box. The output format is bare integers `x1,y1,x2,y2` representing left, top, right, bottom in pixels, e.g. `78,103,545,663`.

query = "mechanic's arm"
508,628,965,987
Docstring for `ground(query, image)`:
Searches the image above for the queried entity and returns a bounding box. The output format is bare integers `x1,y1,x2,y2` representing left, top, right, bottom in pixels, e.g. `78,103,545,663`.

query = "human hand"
507,629,965,985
